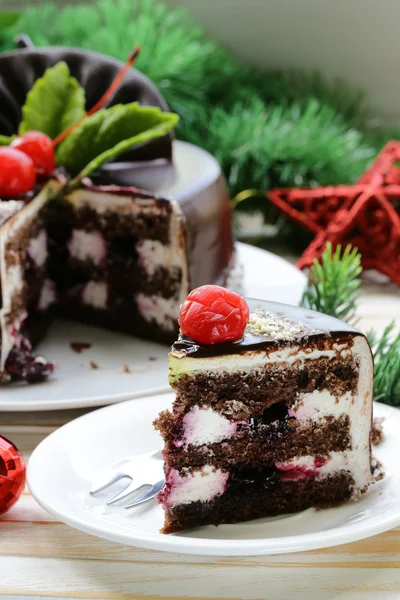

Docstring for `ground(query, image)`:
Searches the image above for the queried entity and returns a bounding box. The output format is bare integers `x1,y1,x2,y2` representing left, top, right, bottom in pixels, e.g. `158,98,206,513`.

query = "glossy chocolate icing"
0,47,172,176
0,47,234,290
172,298,361,358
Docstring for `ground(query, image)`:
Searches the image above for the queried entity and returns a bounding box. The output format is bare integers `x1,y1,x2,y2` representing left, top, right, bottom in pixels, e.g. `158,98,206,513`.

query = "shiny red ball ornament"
0,435,26,515
0,147,36,197
11,131,55,176
179,285,250,345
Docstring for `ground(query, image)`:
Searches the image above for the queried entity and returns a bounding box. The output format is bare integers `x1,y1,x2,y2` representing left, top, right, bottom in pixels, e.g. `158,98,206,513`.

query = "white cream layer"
178,405,238,447
167,336,373,504
66,191,189,329
37,279,56,311
0,181,61,370
28,230,48,268
135,293,179,331
82,281,108,309
68,229,106,265
136,239,181,276
164,465,229,508
170,342,352,379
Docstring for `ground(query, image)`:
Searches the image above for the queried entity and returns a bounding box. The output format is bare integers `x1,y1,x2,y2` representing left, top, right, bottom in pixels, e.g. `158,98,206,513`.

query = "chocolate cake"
155,288,378,533
0,49,233,383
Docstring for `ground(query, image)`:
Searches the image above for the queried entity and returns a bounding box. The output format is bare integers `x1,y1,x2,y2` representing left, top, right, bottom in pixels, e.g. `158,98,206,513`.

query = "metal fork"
90,450,164,509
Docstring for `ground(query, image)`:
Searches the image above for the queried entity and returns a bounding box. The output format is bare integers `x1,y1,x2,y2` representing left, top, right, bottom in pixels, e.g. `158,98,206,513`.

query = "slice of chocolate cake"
155,286,378,533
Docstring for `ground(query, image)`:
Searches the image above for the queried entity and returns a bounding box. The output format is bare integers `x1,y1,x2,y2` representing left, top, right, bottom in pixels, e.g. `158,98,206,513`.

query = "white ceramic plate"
0,242,305,411
28,394,400,556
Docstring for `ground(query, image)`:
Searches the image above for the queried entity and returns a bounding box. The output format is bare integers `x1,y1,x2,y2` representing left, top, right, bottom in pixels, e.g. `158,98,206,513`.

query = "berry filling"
249,402,292,430
5,337,55,383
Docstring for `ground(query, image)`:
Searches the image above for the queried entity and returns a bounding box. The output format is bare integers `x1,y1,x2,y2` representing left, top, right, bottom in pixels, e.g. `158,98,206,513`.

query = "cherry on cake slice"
155,285,380,534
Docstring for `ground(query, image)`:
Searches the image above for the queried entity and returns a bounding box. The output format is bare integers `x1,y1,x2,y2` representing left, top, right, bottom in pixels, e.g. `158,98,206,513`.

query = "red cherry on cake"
11,131,55,176
0,147,37,197
179,285,250,345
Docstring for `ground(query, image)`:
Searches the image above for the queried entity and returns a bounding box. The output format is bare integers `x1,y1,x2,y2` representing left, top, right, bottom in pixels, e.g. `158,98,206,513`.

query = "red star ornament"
268,141,400,284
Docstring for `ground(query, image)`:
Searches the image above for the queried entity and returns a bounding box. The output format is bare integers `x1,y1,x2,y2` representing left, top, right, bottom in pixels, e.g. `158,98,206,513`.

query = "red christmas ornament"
0,435,26,515
268,141,400,284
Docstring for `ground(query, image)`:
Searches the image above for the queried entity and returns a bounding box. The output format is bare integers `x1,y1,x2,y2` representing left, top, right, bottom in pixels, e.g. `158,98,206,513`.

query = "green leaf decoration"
0,12,20,29
56,102,179,179
300,243,362,324
19,62,86,138
368,323,400,407
0,135,12,146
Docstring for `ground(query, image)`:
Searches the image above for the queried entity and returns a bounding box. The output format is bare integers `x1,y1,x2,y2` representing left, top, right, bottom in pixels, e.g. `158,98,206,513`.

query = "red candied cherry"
0,147,36,197
179,285,250,345
11,131,55,176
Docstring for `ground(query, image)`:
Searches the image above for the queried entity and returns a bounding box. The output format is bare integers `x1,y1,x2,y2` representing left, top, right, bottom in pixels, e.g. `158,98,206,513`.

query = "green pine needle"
300,243,362,324
367,324,400,407
1,0,398,220
301,244,400,407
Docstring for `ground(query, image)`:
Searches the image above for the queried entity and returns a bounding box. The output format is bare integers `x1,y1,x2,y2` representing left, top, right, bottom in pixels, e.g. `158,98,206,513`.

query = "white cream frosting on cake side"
163,331,374,509
0,181,62,373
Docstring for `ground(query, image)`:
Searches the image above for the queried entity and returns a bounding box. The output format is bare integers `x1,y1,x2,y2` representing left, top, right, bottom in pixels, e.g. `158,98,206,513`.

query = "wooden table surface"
1,279,399,600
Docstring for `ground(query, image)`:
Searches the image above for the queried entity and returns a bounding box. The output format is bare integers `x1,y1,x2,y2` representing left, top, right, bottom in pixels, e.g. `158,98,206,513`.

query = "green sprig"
367,324,400,407
300,243,362,324
1,0,399,228
301,244,400,407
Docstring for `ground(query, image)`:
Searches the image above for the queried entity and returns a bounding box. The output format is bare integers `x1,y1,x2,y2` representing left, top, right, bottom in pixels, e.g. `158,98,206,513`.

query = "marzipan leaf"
0,135,12,145
56,103,179,178
19,62,86,138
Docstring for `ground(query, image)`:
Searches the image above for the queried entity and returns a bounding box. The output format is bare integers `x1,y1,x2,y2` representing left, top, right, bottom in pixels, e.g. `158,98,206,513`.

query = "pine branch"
367,324,400,407
300,243,362,324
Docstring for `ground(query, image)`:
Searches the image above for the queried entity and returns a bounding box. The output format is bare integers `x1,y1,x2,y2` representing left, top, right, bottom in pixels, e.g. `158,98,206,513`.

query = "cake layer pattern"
0,175,233,382
156,301,377,533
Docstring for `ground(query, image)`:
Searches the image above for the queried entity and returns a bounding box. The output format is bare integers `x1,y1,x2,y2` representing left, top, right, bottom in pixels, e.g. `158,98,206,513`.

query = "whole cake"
155,286,380,533
0,48,233,383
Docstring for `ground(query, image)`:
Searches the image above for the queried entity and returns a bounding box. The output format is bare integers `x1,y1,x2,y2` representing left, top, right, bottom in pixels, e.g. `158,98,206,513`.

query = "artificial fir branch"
301,244,400,407
1,0,398,217
367,324,400,407
300,243,362,324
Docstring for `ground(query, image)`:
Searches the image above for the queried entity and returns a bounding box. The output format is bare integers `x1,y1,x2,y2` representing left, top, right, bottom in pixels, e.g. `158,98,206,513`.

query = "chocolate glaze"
0,47,173,180
0,48,233,292
172,298,362,358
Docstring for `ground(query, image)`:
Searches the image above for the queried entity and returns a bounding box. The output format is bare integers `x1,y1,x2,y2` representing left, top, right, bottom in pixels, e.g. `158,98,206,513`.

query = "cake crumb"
148,356,157,361
371,416,384,445
123,364,131,373
90,361,99,369
70,342,92,354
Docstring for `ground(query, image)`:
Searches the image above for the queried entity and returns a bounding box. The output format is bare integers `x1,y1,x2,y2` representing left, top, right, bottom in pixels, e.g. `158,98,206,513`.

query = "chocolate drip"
172,299,361,358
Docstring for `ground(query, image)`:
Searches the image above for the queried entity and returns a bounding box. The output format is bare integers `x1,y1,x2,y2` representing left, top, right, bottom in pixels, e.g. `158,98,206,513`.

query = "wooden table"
1,280,399,600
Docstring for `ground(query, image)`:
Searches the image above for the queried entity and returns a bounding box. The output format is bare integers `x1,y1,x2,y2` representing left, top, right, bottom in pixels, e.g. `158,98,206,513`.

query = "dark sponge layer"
158,415,351,469
170,356,359,417
162,471,354,533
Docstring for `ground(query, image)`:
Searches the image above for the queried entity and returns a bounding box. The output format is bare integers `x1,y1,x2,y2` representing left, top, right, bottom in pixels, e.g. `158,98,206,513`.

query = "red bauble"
0,435,26,515
268,141,400,284
11,131,55,176
179,285,250,345
0,147,36,197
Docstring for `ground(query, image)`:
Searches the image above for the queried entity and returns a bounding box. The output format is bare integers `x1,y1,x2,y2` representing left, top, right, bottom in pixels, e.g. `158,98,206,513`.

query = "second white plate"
27,394,400,556
0,242,305,411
